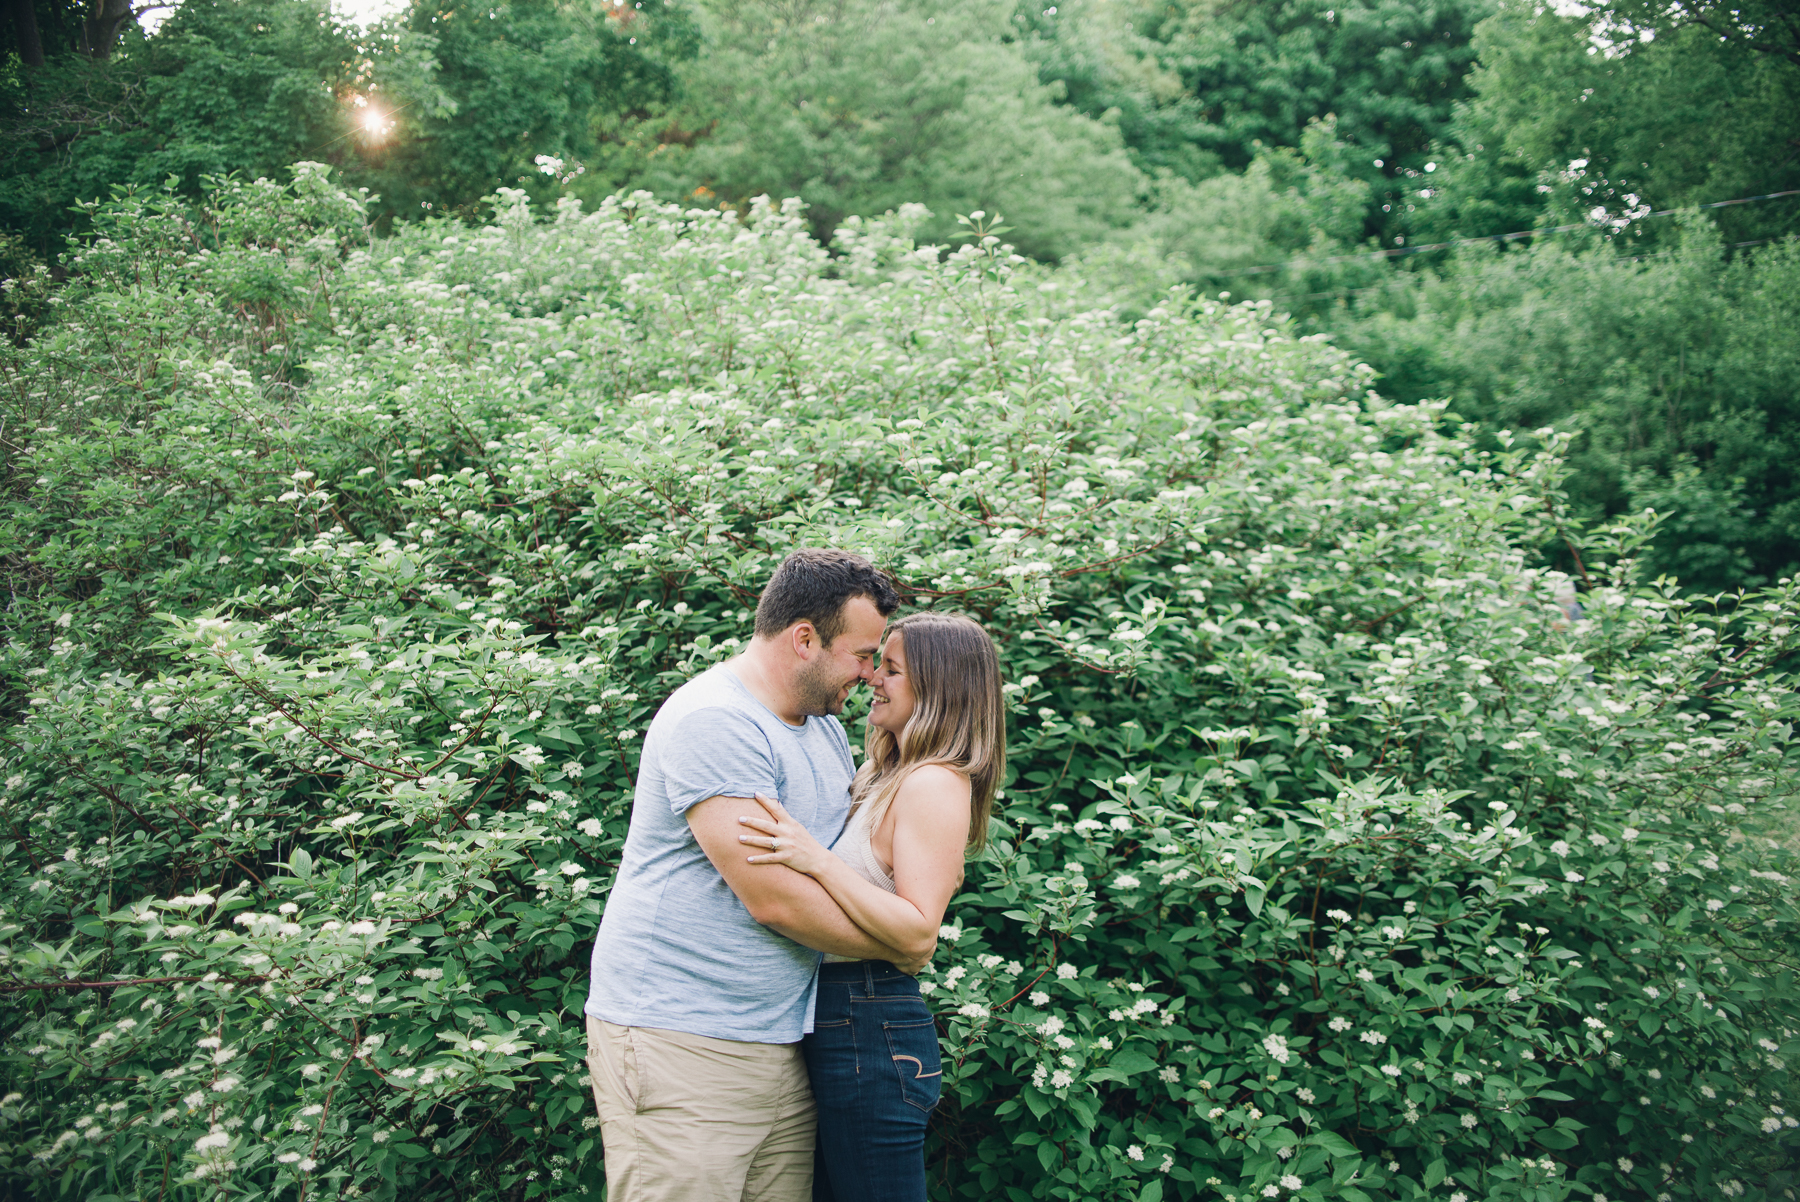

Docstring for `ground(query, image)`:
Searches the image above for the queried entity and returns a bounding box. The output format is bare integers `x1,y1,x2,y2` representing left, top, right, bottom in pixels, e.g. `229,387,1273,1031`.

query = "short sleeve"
661,706,779,816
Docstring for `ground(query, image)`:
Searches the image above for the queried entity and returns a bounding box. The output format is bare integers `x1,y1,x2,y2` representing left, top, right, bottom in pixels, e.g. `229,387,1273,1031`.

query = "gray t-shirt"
584,662,856,1043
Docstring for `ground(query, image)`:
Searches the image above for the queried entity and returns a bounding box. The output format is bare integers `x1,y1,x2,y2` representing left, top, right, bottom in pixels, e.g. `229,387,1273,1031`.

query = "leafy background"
5,0,1799,589
1,173,1797,1201
3,0,1800,1198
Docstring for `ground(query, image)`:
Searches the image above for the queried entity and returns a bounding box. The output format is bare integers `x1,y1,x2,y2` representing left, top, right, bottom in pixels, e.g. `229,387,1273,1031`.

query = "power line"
1208,189,1800,279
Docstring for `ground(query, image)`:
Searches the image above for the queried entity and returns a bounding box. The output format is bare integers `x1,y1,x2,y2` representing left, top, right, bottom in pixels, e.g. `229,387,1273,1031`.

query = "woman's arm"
738,766,970,963
687,796,923,968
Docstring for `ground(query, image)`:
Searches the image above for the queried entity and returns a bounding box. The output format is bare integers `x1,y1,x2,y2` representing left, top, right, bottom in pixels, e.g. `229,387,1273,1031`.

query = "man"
583,548,917,1202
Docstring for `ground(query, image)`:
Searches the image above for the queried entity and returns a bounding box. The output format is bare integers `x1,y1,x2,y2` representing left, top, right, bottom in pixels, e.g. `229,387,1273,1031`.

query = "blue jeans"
804,961,942,1202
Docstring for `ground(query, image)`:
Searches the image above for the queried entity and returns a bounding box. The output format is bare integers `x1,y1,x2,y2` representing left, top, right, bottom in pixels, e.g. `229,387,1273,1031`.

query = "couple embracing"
582,549,1005,1200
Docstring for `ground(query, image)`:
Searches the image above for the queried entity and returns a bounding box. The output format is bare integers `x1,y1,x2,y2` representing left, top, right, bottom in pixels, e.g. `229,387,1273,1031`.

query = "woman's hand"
737,793,834,877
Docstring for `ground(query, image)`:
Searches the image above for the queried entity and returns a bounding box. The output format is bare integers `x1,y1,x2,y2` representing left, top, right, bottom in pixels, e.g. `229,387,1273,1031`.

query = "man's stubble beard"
793,657,853,717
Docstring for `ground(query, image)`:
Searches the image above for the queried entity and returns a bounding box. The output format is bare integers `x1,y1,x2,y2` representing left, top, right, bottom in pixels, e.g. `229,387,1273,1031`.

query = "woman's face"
868,630,916,735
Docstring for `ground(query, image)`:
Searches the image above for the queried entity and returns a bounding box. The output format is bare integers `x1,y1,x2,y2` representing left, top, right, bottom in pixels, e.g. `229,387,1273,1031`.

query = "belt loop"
863,959,875,995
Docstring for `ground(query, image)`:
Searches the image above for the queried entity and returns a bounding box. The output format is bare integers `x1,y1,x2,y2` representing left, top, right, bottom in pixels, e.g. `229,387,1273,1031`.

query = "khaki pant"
585,1016,816,1202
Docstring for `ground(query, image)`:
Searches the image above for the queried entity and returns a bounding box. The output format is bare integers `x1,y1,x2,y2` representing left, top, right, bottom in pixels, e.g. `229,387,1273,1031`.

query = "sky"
334,0,407,28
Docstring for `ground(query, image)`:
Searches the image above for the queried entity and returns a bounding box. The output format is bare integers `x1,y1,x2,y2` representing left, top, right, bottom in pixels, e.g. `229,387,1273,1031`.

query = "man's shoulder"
655,666,757,727
649,668,776,755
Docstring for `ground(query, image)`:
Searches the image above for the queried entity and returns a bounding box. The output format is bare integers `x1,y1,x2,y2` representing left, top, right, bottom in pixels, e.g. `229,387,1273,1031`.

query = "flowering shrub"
1,169,1798,1201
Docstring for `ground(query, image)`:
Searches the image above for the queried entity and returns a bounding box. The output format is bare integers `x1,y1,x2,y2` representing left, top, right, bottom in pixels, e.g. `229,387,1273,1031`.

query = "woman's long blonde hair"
851,611,1006,852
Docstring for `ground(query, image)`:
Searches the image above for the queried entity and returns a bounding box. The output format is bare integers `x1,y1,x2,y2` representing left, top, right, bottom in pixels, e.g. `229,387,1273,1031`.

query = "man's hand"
686,795,910,963
894,945,935,976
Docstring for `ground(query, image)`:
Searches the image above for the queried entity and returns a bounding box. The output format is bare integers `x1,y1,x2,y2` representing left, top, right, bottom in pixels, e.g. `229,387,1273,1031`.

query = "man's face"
792,596,887,717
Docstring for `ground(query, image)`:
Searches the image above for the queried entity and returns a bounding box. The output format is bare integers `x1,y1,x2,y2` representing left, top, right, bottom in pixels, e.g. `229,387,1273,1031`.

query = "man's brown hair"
753,548,901,646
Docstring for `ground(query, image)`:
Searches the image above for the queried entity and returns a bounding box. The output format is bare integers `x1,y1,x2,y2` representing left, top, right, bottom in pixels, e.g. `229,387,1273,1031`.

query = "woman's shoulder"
897,762,971,801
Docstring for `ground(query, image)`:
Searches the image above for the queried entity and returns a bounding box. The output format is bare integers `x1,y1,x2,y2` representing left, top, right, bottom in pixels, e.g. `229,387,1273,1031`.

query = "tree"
612,0,1142,260
1,0,385,252
1315,0,1800,592
5,0,50,66
0,0,695,251
1008,0,1223,183
1018,0,1497,245
368,0,696,223
1336,225,1800,589
1594,0,1800,68
1074,115,1388,323
79,0,135,57
2,0,144,66
1435,0,1800,247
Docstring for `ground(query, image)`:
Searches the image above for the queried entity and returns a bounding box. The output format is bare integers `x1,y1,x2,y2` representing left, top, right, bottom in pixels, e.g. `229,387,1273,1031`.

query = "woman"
737,610,1005,1202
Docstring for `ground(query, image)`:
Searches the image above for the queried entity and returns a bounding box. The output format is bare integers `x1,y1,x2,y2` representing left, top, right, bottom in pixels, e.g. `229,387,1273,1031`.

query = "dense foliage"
595,0,1141,259
1023,0,1800,590
1019,0,1495,229
1333,227,1800,592
0,0,693,249
5,0,1798,582
2,171,1798,1202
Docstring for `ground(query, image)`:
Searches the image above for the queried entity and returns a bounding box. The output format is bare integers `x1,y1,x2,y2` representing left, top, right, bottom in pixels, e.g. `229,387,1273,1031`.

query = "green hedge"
1,170,1798,1202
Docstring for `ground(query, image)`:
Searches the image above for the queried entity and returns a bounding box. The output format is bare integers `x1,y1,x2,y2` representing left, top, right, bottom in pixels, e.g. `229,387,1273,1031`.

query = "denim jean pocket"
883,1018,943,1113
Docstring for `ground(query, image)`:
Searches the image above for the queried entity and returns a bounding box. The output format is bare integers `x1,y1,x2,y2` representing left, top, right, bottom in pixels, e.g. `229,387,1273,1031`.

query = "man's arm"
736,772,966,963
687,796,923,965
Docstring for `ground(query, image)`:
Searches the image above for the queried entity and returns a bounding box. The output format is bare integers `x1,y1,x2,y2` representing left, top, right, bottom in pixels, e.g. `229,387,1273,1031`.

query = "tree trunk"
6,0,46,67
80,0,133,58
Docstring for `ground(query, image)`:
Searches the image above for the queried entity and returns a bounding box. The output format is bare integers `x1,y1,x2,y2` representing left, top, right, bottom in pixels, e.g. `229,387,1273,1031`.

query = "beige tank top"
822,799,897,964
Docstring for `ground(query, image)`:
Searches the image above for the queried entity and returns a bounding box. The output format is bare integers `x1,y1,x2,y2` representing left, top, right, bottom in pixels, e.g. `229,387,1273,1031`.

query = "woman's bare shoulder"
897,763,971,804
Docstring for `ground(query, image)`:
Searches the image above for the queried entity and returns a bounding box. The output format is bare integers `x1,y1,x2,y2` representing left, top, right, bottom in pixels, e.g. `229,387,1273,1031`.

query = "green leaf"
1108,1050,1159,1077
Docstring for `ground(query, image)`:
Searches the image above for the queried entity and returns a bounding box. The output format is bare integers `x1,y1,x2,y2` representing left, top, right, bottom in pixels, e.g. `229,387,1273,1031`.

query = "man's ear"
788,620,818,660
